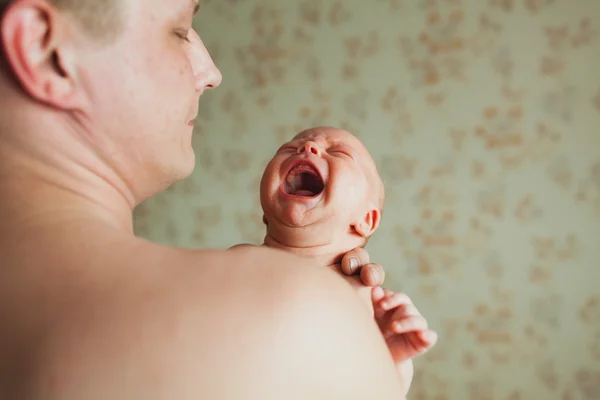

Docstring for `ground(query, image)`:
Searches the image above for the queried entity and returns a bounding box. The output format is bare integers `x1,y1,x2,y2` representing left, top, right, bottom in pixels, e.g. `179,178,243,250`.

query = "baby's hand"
371,287,438,364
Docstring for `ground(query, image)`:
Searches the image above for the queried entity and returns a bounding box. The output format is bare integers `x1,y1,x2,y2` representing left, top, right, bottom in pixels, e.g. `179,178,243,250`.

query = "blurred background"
133,0,600,398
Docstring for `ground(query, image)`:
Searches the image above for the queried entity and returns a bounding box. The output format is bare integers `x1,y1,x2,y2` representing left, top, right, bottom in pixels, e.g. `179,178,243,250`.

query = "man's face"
75,0,221,198
260,127,379,231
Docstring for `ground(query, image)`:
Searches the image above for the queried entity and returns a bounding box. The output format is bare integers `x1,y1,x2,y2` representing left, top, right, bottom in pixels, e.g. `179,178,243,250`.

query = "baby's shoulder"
228,243,262,251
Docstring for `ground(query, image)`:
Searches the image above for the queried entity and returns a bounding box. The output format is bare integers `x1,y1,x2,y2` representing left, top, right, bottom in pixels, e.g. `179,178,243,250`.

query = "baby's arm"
371,287,437,386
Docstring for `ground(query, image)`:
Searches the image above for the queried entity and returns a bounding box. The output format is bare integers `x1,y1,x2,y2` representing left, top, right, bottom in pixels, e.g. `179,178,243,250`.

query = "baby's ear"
262,214,268,226
353,208,381,238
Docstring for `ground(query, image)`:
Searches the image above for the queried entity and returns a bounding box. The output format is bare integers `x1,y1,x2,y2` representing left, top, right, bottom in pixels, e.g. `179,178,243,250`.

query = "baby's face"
260,126,382,231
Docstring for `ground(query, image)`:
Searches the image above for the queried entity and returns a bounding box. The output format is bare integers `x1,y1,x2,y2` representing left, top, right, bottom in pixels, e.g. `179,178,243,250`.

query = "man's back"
0,224,405,400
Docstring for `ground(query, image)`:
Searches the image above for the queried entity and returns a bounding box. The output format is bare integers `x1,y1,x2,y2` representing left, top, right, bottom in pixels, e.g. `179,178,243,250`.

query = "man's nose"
189,30,223,92
299,141,321,156
198,62,222,92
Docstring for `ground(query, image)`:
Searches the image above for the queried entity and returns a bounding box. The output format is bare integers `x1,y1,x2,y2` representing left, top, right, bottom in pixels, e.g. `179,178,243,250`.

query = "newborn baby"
260,126,384,275
234,126,437,391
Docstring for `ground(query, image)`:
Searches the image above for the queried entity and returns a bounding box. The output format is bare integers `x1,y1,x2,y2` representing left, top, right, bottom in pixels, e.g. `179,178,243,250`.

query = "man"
0,0,414,399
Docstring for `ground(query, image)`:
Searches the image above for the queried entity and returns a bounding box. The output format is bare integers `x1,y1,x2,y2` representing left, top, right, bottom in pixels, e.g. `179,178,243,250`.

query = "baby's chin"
279,203,318,227
266,199,324,228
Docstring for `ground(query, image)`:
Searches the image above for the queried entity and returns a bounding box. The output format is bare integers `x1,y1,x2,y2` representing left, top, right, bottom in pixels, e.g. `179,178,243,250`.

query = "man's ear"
352,208,381,238
1,0,81,109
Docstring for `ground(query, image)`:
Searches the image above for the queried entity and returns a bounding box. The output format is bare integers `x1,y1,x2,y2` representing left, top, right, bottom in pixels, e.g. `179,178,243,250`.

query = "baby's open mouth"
284,163,325,197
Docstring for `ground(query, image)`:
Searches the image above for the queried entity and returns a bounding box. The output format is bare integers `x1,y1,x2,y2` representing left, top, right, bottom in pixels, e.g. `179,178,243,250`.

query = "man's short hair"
0,0,121,40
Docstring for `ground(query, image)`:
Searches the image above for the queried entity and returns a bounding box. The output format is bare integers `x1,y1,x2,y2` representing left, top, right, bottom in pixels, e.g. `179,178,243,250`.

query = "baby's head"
260,126,384,250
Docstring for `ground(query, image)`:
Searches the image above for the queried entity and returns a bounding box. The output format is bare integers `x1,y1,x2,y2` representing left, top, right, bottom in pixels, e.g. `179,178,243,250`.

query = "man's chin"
174,147,196,177
154,152,195,188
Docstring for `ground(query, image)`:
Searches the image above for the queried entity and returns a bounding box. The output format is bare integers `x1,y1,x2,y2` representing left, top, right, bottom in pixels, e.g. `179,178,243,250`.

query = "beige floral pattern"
134,0,600,398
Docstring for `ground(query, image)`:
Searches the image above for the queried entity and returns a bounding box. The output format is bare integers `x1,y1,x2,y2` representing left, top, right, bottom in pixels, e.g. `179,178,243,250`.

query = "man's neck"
0,106,136,238
0,166,135,242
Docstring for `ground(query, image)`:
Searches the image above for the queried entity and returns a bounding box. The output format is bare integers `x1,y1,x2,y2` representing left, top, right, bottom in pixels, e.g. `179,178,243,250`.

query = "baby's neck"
263,230,361,267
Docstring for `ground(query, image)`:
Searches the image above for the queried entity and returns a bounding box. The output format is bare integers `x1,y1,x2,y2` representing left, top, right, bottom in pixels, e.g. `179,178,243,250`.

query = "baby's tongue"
294,189,314,196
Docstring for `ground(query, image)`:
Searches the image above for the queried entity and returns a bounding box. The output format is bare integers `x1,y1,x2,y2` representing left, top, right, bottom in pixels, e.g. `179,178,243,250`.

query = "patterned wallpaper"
133,0,600,398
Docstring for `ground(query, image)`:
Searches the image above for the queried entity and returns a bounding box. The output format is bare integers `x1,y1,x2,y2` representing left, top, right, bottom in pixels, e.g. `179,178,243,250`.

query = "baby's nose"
299,141,321,156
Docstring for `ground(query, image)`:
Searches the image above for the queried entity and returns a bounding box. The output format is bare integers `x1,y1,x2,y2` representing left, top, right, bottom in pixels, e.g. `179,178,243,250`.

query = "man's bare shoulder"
190,245,405,398
1,241,403,399
190,245,406,398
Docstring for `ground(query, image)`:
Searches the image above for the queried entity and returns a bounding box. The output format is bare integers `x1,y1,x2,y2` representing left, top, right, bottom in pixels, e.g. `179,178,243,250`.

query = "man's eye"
175,29,191,42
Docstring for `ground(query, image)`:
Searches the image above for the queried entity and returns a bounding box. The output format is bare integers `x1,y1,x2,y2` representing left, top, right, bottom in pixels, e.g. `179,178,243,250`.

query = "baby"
234,126,437,393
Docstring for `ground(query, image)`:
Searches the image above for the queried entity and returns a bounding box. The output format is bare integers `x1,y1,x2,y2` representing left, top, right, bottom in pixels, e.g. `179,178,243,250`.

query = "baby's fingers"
379,290,412,311
407,330,438,355
385,314,429,337
417,330,438,348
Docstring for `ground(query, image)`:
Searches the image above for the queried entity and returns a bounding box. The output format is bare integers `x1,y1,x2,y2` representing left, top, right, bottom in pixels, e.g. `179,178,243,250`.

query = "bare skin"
0,0,406,399
239,126,438,395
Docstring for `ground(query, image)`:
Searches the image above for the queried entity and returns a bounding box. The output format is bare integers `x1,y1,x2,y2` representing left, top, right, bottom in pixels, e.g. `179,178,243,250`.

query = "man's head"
0,0,122,40
260,126,385,249
0,0,222,204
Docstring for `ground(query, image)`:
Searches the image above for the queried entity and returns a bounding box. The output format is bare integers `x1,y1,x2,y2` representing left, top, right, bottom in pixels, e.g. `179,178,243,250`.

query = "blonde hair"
0,0,121,40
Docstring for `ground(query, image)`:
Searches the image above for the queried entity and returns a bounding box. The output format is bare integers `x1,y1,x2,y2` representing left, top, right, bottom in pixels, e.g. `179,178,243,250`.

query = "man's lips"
188,109,199,126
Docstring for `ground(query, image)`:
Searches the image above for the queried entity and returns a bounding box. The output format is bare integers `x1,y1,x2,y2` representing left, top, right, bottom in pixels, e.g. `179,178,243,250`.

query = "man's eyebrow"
175,0,199,22
179,0,199,18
